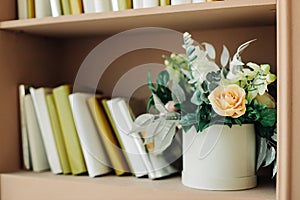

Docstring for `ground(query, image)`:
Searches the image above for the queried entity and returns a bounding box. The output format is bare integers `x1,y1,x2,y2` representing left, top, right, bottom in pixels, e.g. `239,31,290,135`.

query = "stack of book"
17,0,221,19
19,84,180,179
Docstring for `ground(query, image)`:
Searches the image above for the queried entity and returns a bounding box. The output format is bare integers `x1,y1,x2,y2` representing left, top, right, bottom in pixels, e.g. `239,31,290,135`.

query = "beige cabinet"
0,0,297,199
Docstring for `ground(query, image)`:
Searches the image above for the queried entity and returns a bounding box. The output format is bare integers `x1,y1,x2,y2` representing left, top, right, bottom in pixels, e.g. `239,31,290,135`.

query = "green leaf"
180,113,198,127
260,109,276,127
264,146,276,167
147,71,156,92
147,95,154,112
156,70,170,87
191,90,202,106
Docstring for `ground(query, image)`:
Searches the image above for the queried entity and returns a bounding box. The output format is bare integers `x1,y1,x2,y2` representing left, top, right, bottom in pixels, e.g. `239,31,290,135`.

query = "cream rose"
208,84,247,118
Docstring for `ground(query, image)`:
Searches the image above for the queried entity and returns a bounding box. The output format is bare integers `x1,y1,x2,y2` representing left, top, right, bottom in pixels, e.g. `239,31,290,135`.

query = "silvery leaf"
257,137,267,171
144,120,164,140
264,146,276,167
220,45,230,67
191,90,202,106
271,129,277,142
272,160,277,178
153,94,168,114
171,81,186,104
236,39,257,55
153,121,178,154
130,114,155,133
202,42,216,60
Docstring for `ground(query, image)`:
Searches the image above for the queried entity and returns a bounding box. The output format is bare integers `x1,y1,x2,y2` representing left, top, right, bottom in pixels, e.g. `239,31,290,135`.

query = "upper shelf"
0,0,276,37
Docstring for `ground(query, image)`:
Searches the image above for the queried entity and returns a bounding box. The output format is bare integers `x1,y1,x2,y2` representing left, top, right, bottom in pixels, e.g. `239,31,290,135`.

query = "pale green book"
160,0,170,6
46,94,71,174
61,0,71,15
52,85,87,175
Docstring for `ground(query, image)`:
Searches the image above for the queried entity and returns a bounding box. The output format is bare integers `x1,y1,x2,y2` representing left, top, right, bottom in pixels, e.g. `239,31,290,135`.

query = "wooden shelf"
0,171,275,200
0,0,276,37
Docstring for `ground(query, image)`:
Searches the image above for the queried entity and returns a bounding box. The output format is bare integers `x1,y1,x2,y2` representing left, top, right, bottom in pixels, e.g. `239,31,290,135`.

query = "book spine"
143,0,159,8
118,0,132,10
69,0,83,14
159,0,170,6
30,88,62,174
18,0,28,19
46,94,71,174
50,0,62,17
53,85,87,175
61,0,71,15
88,97,130,176
192,0,205,2
24,95,50,172
35,0,52,18
132,0,143,9
94,0,112,12
171,0,191,5
69,93,111,177
27,0,35,18
82,0,95,13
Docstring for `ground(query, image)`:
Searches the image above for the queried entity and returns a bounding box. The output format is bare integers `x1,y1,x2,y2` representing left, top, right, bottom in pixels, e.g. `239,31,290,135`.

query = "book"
117,99,178,179
17,0,28,19
171,0,191,5
111,0,131,11
69,0,83,14
143,0,159,8
35,0,52,18
192,0,205,2
61,0,71,15
94,0,112,12
106,98,148,177
82,0,95,13
132,0,143,9
52,85,87,175
50,0,62,17
24,94,50,172
160,0,170,6
69,93,111,177
19,85,31,170
88,97,130,176
46,94,71,174
27,0,35,18
30,87,62,174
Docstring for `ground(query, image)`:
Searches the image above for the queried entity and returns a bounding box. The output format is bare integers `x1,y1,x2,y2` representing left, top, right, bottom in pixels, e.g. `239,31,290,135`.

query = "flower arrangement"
131,33,277,176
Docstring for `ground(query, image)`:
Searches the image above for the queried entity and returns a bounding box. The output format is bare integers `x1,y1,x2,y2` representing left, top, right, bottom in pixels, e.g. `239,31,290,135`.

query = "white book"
111,0,119,11
69,93,111,177
107,98,148,177
133,0,143,9
83,0,95,13
19,85,31,170
143,0,159,8
35,0,52,18
192,0,205,2
24,94,50,172
171,0,191,5
17,0,28,19
117,99,178,179
50,0,62,17
30,87,62,174
94,0,112,12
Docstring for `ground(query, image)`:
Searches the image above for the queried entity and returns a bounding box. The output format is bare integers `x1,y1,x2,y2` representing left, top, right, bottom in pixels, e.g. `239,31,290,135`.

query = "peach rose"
208,84,247,118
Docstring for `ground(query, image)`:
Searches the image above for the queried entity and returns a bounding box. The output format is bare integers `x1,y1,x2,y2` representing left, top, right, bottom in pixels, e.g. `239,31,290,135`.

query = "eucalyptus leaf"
256,137,267,171
156,70,170,87
203,42,216,60
153,121,178,154
153,94,168,114
171,81,186,104
272,160,277,178
264,146,276,167
220,45,230,67
131,114,154,133
191,90,202,106
180,113,198,127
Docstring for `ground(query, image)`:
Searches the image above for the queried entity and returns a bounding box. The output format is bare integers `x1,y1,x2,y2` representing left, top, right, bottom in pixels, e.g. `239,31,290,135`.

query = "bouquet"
131,32,277,177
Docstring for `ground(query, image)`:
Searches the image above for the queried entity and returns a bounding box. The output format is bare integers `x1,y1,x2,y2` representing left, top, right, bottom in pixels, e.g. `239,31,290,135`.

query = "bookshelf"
0,0,298,199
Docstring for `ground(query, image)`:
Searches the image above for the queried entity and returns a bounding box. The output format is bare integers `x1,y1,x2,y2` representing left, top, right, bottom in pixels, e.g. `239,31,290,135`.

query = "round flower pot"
182,124,257,190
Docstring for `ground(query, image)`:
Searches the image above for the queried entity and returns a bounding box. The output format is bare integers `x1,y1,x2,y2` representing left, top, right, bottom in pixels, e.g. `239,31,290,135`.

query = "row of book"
19,84,181,179
17,0,220,19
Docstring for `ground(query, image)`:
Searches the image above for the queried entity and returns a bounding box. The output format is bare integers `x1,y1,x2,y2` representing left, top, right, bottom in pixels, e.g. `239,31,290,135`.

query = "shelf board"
0,0,276,37
1,171,275,200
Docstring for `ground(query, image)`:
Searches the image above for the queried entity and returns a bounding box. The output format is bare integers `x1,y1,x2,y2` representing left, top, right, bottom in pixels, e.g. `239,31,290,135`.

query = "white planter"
182,124,257,190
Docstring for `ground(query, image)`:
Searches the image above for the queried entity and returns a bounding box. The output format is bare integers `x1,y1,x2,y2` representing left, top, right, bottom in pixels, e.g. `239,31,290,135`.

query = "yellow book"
61,0,71,15
118,0,132,10
27,0,35,18
160,0,170,6
88,97,129,176
69,0,83,14
52,85,87,175
46,94,71,174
